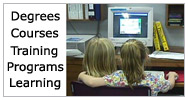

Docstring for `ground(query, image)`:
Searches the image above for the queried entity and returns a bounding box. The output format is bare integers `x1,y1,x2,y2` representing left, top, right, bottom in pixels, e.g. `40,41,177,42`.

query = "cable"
95,20,101,38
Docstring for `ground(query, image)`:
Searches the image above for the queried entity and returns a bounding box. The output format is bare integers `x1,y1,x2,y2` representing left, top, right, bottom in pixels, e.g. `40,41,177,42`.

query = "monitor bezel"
108,7,153,47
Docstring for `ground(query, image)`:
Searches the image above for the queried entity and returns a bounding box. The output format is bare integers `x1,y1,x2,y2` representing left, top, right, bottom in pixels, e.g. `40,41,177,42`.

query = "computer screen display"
120,18,141,34
113,12,148,37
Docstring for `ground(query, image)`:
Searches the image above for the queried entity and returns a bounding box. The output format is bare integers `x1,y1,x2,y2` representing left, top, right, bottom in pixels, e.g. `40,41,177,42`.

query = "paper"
149,51,184,60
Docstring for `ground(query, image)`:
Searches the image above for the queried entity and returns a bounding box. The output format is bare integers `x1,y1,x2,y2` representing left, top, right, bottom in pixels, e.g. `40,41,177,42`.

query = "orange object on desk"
164,70,184,83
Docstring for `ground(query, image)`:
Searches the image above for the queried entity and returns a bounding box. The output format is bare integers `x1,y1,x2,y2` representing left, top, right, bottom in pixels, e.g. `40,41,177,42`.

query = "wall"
67,4,184,47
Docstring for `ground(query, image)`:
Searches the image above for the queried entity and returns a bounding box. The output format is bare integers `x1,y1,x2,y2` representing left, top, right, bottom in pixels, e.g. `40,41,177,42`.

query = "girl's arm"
166,71,179,90
78,71,106,87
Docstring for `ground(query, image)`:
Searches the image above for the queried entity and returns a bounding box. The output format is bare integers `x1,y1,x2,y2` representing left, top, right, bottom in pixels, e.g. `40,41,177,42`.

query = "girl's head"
83,38,117,77
120,39,149,87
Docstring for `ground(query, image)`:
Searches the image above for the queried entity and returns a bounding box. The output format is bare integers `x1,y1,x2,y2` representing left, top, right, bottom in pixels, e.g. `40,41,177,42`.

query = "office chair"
71,81,151,96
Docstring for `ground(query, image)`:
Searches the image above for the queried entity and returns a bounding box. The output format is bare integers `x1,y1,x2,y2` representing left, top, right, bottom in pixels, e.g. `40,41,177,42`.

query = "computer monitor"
108,7,153,47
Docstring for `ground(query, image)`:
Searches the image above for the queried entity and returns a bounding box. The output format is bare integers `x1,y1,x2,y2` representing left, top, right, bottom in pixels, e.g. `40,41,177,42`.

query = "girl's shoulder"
104,70,125,79
111,70,124,76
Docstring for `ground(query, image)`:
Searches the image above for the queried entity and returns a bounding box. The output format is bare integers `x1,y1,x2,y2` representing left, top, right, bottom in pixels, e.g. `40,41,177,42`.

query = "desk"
146,46,184,88
67,47,184,96
67,57,83,96
145,58,184,87
146,58,184,68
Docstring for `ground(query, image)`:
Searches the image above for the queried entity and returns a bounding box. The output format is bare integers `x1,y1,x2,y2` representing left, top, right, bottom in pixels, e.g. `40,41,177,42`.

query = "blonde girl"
82,37,117,77
78,39,178,96
120,39,149,88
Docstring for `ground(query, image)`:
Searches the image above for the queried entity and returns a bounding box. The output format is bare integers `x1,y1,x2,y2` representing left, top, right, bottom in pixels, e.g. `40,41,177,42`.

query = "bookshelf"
166,4,184,28
67,4,107,21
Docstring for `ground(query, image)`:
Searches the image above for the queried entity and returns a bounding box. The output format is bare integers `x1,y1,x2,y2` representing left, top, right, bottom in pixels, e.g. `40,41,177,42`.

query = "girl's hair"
83,38,117,77
121,39,149,88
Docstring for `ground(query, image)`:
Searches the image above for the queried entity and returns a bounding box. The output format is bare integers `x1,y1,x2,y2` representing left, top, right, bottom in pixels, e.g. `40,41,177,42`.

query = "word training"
11,46,58,58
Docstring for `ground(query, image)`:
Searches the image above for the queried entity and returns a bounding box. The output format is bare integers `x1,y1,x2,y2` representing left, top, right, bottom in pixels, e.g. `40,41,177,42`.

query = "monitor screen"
113,12,148,38
120,18,141,34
